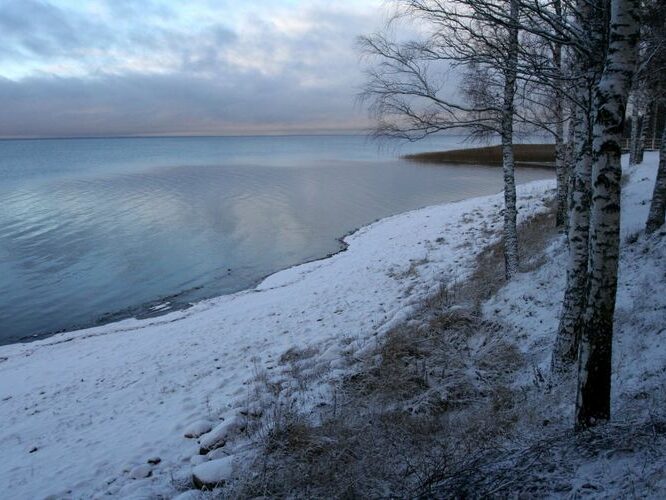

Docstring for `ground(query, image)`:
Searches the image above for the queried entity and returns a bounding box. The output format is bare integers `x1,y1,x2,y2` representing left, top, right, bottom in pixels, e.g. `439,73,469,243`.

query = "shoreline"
230,154,665,498
0,178,557,498
8,183,546,348
405,143,556,168
3,193,484,348
1,154,662,497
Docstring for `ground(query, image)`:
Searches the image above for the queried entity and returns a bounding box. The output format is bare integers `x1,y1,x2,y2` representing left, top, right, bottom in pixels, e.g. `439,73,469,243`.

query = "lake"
0,135,552,344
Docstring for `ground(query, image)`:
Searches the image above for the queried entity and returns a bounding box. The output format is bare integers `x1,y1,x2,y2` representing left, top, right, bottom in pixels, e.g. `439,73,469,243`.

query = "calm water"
0,135,552,344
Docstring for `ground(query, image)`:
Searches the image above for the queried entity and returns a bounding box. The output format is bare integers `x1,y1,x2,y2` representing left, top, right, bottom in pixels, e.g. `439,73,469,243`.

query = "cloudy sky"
0,0,389,138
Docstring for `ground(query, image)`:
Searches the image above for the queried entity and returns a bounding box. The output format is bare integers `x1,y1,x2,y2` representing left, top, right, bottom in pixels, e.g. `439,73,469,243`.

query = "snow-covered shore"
0,171,553,497
0,153,662,498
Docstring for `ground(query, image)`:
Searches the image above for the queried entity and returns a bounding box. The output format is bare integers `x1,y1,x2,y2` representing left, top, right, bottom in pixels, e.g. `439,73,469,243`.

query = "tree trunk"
636,103,650,164
552,105,593,376
575,0,640,430
651,101,659,150
501,0,519,280
556,122,568,229
565,105,577,236
629,98,639,165
552,0,605,377
646,125,666,233
553,0,568,229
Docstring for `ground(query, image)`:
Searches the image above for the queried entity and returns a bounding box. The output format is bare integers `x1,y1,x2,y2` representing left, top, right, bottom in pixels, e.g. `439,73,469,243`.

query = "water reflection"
0,136,552,344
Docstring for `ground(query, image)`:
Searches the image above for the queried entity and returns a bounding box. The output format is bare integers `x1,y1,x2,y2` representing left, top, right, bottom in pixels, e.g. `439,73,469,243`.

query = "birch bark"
565,104,577,236
555,116,568,229
551,0,605,376
629,98,639,165
552,102,593,375
501,0,520,279
575,0,640,429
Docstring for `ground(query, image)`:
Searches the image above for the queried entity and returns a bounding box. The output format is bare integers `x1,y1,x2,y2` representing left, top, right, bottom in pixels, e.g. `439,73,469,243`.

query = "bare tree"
635,99,651,164
629,0,666,167
641,0,666,232
501,0,520,277
646,125,666,233
551,0,569,229
360,0,531,279
575,0,640,429
629,88,651,165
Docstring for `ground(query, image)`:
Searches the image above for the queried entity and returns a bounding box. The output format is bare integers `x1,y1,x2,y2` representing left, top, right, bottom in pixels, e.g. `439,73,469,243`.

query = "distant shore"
405,143,555,168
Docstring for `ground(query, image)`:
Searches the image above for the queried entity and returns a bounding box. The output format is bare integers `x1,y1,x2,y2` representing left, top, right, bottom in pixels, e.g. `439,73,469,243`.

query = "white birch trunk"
646,125,666,233
551,0,605,377
555,115,567,230
552,105,593,376
575,0,640,429
501,0,519,279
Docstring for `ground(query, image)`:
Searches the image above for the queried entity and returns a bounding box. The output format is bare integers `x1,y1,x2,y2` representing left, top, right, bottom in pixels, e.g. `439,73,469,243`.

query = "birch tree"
553,43,568,229
635,102,650,163
629,89,650,165
628,93,642,165
360,0,524,278
629,0,665,166
551,0,607,376
575,0,640,429
501,0,520,277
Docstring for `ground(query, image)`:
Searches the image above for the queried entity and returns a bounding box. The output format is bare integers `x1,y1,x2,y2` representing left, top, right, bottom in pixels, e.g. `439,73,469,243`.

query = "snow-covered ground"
484,152,666,410
0,153,663,498
476,154,666,496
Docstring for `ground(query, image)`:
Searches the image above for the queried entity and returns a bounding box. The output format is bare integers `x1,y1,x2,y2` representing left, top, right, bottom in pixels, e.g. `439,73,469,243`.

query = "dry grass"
225,202,562,499
428,419,666,498
279,346,319,365
456,198,557,310
405,143,555,167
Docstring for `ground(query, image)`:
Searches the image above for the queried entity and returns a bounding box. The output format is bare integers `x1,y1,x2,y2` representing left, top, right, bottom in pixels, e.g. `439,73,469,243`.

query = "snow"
128,464,153,480
478,153,666,495
198,417,242,454
183,420,214,439
483,153,665,399
0,153,662,498
191,456,234,489
172,491,203,500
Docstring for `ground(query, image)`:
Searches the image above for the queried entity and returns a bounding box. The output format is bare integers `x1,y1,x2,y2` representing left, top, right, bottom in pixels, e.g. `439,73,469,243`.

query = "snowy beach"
0,154,663,498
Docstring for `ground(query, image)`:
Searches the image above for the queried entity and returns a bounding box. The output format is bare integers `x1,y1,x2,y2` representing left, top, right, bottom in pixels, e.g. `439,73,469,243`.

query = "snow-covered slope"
471,153,666,497
484,152,665,416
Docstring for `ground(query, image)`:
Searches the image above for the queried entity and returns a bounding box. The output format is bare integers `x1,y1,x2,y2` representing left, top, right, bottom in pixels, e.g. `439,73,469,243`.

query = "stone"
198,417,242,454
129,464,153,479
192,456,234,490
184,420,214,439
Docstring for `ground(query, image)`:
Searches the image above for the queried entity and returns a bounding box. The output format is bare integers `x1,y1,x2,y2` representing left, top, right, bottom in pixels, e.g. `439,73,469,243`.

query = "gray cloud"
0,71,366,137
0,1,380,137
0,0,114,61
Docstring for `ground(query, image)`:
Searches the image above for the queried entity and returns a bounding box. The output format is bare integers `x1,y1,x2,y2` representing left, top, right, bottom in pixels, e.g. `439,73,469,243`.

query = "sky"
0,0,389,138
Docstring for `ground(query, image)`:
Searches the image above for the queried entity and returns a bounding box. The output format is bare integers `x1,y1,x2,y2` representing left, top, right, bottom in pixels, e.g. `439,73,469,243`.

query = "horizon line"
0,129,378,142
